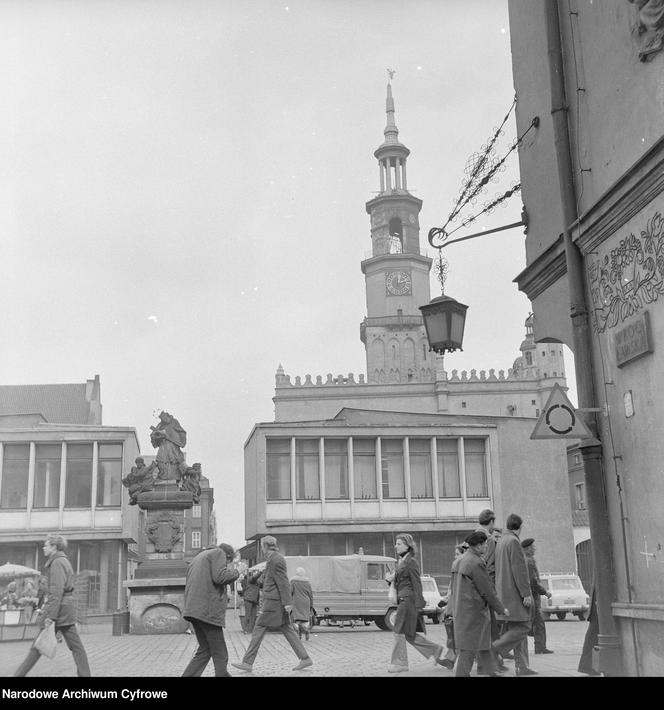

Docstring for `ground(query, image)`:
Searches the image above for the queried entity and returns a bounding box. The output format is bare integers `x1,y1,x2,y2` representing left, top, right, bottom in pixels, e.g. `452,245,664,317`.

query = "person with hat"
384,533,446,673
521,538,553,655
476,509,509,671
439,542,469,670
450,530,510,677
232,536,313,674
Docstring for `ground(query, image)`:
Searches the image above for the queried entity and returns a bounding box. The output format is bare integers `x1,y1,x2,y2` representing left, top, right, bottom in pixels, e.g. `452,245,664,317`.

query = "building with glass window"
183,475,217,561
0,377,140,620
242,82,576,586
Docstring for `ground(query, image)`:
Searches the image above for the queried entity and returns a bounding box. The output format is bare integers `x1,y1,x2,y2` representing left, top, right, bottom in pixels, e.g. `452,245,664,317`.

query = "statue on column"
150,411,187,482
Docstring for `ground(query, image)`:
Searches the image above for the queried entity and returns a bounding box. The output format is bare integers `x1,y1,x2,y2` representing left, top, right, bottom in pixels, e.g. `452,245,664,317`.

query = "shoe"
516,667,538,676
501,652,515,660
388,664,409,673
535,648,554,654
231,662,253,672
438,659,455,670
292,658,313,671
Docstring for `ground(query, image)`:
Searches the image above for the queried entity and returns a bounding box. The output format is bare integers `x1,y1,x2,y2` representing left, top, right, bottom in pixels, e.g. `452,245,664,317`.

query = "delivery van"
249,554,407,630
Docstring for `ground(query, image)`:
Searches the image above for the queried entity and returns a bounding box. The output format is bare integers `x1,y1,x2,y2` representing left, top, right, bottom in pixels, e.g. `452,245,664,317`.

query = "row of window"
0,442,123,510
266,436,489,502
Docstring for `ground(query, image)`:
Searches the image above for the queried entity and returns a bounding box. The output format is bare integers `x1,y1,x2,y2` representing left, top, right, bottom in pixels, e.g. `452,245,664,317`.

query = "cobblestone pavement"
0,614,588,678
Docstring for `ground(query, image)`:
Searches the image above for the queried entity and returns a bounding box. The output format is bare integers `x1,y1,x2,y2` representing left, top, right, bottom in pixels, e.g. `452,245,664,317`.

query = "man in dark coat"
451,530,510,677
492,513,537,676
181,542,239,677
232,536,312,673
522,538,554,654
14,534,91,677
242,568,262,633
477,508,508,672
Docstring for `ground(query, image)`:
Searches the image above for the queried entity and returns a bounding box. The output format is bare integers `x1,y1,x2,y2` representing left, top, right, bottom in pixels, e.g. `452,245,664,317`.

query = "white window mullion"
319,437,326,518
431,437,439,518
376,437,383,518
459,437,467,519
290,437,296,519
348,437,354,519
404,437,411,517
58,442,67,527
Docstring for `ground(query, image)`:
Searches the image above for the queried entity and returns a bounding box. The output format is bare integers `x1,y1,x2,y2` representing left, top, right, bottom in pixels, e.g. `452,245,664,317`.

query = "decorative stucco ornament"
629,0,664,61
146,512,182,552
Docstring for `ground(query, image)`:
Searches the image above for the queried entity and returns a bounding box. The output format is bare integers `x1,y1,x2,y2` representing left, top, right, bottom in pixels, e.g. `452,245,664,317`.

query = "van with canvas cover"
249,554,421,630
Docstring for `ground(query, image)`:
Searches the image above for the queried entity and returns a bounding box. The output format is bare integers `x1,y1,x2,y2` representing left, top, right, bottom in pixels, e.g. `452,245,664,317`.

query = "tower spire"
384,82,399,145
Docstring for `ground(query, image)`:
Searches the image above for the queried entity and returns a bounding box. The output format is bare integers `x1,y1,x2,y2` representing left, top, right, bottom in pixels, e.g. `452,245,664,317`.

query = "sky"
0,0,575,549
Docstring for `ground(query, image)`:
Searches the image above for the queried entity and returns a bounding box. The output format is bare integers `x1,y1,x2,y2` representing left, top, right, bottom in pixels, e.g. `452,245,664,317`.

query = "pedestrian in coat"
232,536,313,673
242,568,262,633
521,538,554,654
290,567,314,640
492,513,537,676
440,543,468,670
385,533,446,673
181,542,239,677
14,534,91,677
476,508,508,672
451,531,510,677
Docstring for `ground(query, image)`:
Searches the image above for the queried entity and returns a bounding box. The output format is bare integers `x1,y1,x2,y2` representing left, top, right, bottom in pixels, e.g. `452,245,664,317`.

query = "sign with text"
531,383,593,440
615,311,652,368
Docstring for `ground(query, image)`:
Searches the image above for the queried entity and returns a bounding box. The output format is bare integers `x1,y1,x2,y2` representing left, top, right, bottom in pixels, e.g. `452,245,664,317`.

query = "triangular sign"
530,383,593,440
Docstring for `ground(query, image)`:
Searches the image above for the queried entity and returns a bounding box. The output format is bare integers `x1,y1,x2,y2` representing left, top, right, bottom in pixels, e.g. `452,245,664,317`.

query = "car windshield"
551,577,582,590
421,579,437,592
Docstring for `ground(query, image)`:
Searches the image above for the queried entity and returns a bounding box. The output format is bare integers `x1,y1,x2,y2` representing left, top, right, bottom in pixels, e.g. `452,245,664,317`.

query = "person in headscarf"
290,567,314,640
385,533,446,673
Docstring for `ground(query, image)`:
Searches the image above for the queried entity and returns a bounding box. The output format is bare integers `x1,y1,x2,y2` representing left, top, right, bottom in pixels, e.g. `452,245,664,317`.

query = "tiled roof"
0,383,92,424
572,509,590,526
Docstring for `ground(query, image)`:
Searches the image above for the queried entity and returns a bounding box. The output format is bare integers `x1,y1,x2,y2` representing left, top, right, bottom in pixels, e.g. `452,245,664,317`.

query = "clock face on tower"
385,270,412,296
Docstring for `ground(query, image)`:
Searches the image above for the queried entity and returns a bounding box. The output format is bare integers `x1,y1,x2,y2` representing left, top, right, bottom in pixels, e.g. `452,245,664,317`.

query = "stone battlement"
275,364,542,388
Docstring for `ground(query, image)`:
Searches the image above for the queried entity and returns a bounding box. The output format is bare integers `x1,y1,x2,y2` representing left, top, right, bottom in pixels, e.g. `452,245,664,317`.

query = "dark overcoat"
242,570,262,604
393,552,425,637
451,549,504,650
41,551,77,627
182,546,239,627
495,529,531,622
256,550,292,629
290,577,314,622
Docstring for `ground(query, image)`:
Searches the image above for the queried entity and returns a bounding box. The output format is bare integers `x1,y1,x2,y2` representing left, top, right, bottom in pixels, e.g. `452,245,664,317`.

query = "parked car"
420,574,444,624
539,573,590,620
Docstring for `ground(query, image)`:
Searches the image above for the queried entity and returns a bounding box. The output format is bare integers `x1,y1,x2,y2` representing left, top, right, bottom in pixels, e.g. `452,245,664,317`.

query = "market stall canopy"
0,563,40,582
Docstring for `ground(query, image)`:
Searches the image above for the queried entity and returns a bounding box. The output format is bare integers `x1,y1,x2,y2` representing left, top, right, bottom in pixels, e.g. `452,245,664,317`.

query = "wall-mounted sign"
531,383,593,440
614,312,653,368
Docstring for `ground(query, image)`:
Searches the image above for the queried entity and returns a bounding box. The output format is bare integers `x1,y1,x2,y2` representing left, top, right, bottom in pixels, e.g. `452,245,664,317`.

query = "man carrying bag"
14,534,91,677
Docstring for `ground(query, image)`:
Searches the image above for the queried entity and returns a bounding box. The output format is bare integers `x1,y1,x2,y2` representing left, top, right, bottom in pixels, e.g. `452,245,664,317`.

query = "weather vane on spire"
386,67,396,81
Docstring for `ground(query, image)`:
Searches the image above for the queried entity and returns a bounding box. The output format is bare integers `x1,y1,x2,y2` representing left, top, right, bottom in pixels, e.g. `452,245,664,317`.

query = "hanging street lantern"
419,294,468,354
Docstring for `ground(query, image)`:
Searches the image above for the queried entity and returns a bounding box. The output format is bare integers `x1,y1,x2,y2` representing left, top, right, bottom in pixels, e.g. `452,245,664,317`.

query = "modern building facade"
509,0,664,675
0,377,140,620
243,82,576,586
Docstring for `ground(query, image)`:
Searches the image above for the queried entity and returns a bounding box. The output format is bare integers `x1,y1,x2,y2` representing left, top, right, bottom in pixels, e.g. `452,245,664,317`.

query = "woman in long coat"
385,533,446,673
451,530,508,677
290,567,314,640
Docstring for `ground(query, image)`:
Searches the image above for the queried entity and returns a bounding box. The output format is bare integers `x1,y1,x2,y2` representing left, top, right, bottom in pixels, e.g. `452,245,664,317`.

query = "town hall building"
242,82,576,587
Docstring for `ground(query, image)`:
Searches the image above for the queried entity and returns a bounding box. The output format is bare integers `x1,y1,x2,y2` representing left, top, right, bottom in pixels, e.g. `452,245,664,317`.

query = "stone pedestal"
123,481,193,634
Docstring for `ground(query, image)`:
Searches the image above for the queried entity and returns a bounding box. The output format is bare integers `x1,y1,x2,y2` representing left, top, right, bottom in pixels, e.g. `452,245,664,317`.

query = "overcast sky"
0,1,575,548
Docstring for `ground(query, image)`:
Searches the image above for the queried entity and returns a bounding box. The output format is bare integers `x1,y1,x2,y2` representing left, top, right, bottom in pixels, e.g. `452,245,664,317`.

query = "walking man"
232,536,313,673
181,542,239,677
492,513,538,676
521,538,554,655
451,531,510,677
476,508,508,672
14,534,91,677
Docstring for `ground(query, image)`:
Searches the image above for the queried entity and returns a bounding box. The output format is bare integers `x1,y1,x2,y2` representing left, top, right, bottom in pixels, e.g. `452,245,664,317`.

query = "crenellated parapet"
275,364,542,388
